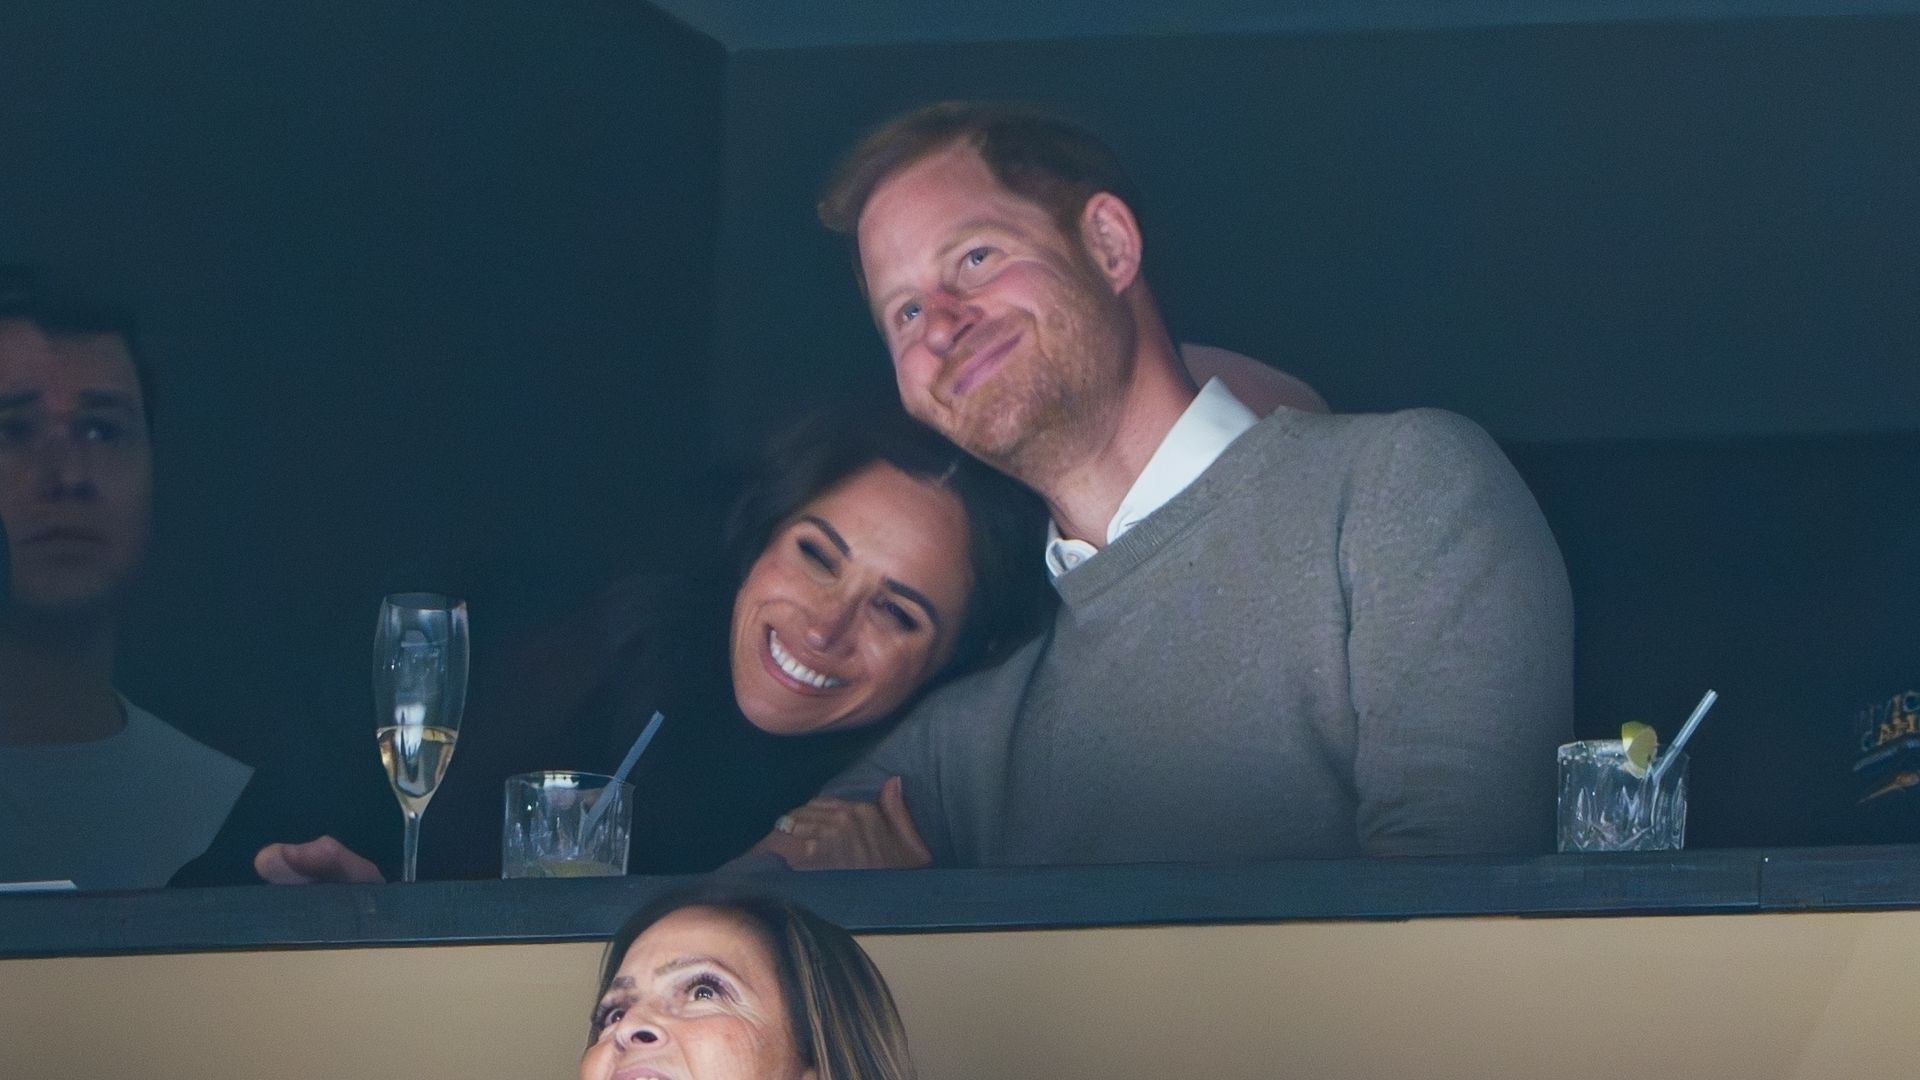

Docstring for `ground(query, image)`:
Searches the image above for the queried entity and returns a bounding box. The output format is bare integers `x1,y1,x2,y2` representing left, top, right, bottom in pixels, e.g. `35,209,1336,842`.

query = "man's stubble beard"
934,272,1135,491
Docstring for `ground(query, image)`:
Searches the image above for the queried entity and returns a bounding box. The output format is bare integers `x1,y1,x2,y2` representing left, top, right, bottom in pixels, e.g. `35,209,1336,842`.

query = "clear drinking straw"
1649,690,1717,786
581,709,664,838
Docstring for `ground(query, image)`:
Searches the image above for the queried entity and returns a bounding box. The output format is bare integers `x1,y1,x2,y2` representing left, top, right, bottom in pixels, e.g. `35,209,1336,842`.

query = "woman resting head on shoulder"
251,357,1311,882
722,405,1048,739
584,884,916,1080
722,345,1322,740
252,406,1045,883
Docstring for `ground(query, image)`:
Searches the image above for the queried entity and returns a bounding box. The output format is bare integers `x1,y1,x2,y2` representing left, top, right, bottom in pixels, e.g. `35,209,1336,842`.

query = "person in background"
583,884,917,1080
757,100,1573,869
0,264,251,890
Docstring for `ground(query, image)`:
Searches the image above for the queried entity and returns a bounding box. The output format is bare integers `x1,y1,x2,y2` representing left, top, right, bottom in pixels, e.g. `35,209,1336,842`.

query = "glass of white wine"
373,592,469,883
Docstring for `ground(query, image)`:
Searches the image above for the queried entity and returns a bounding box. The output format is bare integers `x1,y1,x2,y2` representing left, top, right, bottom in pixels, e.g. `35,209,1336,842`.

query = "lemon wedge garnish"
1621,721,1660,778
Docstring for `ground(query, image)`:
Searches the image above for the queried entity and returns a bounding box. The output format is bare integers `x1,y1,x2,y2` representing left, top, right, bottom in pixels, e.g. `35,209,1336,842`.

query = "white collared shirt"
1045,377,1259,578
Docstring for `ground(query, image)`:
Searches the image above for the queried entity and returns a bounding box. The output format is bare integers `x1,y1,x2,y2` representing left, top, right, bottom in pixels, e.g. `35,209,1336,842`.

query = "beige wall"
6,910,1918,1079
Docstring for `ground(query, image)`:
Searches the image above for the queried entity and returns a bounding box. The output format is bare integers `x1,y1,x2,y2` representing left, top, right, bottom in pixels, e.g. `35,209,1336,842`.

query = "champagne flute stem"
402,809,422,884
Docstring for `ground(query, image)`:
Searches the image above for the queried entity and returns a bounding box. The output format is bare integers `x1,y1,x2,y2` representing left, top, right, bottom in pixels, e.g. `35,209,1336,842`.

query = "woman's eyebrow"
654,954,747,982
801,514,945,632
800,515,850,557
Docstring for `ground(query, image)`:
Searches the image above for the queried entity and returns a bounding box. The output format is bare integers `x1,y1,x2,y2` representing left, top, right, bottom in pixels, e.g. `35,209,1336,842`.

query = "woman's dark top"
423,572,878,877
177,573,877,882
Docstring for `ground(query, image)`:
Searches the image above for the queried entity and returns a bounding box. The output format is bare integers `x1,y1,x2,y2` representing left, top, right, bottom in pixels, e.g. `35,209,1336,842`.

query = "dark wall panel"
709,15,1919,453
1,1,725,788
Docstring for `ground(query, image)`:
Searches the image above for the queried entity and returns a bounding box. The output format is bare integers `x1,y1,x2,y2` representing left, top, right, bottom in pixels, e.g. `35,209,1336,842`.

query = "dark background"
2,0,728,864
1,1,1914,860
707,13,1919,451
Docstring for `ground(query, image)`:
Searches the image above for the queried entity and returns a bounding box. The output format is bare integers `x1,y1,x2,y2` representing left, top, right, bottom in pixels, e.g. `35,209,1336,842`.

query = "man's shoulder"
1360,406,1500,454
814,631,1049,808
1355,409,1525,495
1215,406,1504,489
1247,404,1490,445
894,632,1050,732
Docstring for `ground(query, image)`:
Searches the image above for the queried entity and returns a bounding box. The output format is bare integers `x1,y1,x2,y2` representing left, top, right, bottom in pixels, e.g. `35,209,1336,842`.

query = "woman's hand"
253,835,386,884
753,776,932,870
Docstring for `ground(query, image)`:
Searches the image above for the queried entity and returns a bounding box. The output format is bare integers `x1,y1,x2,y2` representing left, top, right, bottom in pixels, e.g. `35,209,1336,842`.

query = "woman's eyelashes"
798,537,837,573
590,997,630,1037
794,528,922,635
878,599,918,633
682,972,732,1003
588,972,736,1035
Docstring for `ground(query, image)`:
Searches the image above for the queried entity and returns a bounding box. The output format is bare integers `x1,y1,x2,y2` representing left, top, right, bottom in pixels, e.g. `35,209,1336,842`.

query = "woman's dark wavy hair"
591,883,916,1080
722,404,1049,686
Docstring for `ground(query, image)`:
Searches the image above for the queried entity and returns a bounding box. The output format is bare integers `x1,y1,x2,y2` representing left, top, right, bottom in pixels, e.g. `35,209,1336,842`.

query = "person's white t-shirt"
0,700,252,890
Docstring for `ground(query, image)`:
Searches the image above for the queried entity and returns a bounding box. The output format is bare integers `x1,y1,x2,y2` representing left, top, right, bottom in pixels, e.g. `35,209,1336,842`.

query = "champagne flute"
373,592,469,883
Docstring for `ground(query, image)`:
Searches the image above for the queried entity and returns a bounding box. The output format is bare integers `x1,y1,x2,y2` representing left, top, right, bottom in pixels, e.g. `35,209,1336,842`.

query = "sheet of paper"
0,879,78,893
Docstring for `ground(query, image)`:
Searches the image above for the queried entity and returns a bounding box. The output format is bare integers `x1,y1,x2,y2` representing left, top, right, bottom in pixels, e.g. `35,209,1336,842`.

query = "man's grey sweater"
823,406,1574,864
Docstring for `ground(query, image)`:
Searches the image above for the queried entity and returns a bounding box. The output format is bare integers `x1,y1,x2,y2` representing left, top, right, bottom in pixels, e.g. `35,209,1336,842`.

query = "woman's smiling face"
728,461,973,736
581,906,816,1080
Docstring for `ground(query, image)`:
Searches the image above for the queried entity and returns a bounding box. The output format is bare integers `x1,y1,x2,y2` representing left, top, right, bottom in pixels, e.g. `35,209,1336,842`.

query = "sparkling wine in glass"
373,592,469,883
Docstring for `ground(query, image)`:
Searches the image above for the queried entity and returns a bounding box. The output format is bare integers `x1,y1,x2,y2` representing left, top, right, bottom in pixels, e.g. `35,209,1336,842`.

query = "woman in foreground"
584,885,915,1080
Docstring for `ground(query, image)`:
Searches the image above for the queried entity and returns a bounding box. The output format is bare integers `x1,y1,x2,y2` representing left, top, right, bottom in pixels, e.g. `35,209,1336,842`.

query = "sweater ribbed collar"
1045,378,1258,578
1050,408,1301,612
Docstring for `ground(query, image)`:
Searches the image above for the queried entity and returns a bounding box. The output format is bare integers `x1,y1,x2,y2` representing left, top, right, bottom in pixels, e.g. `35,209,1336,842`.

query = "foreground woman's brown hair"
585,883,916,1080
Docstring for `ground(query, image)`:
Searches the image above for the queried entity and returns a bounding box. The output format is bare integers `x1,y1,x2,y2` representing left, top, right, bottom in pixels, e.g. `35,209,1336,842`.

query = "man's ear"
1078,192,1143,294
